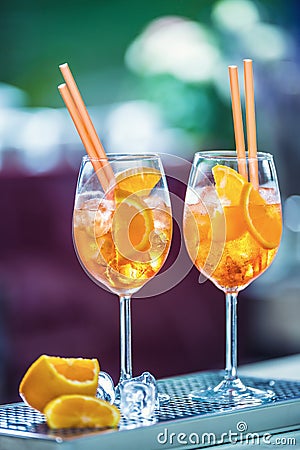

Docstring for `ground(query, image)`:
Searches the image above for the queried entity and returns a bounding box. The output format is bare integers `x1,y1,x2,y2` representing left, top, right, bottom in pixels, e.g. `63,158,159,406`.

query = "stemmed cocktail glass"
183,150,282,406
57,64,172,407
73,154,172,397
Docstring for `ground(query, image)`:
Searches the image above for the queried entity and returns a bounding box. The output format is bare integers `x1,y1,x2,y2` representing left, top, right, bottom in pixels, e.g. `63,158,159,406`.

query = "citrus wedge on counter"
44,395,120,429
112,191,154,257
115,167,161,198
19,355,100,412
242,183,282,249
212,164,247,205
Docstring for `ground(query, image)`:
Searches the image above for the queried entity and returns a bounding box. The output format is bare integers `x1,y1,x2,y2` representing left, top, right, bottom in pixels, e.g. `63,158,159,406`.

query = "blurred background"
0,0,300,403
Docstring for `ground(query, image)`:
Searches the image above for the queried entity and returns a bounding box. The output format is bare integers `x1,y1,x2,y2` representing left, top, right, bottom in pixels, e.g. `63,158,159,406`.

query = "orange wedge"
212,164,247,205
212,164,282,247
220,206,247,241
44,395,120,429
242,183,282,249
115,167,161,197
212,164,248,240
112,192,154,259
19,355,100,413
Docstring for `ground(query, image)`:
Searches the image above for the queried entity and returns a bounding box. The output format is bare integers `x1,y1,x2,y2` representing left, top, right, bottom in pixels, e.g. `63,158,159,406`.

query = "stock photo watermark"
156,421,297,446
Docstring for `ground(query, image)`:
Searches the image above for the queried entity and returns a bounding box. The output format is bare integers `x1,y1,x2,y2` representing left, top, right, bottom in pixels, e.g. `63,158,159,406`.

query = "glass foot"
190,377,275,408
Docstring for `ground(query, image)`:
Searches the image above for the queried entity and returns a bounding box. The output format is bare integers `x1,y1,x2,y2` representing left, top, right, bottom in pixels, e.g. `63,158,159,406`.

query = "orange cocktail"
74,178,172,295
183,151,282,406
73,154,172,389
58,64,173,404
184,164,282,292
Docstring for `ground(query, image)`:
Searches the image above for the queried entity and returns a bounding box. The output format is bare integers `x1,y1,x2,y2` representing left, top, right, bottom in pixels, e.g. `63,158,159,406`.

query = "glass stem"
119,295,132,382
225,292,238,381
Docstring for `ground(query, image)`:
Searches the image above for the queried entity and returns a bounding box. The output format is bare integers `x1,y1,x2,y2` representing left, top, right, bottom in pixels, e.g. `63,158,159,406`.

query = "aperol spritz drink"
184,151,282,406
73,154,172,388
74,175,171,295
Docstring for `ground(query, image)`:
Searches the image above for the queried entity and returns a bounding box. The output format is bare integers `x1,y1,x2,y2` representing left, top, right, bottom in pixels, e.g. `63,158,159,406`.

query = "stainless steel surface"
0,371,300,449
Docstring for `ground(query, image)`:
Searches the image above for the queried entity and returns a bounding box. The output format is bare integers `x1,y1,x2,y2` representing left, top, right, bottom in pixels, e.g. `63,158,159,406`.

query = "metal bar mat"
0,371,300,449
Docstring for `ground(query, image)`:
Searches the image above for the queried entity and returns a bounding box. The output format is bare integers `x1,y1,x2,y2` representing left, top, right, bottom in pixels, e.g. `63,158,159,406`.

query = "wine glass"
183,151,282,406
73,154,172,399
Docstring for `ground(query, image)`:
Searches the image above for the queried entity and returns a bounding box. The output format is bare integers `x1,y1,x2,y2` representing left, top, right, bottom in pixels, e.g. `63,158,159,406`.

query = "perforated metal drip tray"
1,371,300,449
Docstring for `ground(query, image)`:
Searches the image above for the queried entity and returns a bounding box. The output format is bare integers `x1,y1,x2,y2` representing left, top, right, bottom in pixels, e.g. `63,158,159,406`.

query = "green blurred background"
0,0,297,159
0,0,291,104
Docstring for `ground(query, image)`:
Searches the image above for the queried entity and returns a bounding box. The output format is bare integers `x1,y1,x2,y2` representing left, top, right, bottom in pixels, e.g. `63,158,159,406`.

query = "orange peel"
114,167,161,197
112,192,154,259
212,164,247,205
242,183,282,249
19,355,100,413
44,394,120,429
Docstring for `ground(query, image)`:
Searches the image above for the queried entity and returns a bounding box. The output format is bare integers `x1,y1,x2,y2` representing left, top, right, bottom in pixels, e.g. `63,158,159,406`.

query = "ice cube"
185,187,200,205
76,195,101,211
94,203,114,237
259,186,280,204
143,194,167,210
200,185,222,209
145,198,172,234
186,186,221,214
119,372,158,420
96,372,115,404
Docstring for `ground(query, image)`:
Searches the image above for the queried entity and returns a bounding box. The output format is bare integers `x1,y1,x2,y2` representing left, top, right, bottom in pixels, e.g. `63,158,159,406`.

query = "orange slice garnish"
114,167,161,197
242,183,282,249
220,206,247,241
212,164,248,240
106,166,160,260
212,164,247,205
19,355,100,412
112,191,154,260
44,394,120,429
212,164,282,247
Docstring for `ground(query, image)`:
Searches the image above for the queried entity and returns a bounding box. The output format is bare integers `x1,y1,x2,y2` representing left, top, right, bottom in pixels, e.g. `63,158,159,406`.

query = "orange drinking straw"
58,63,115,191
243,59,259,189
58,83,110,191
228,65,248,181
